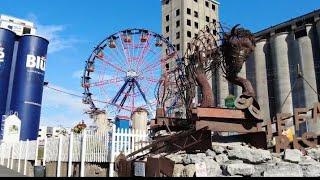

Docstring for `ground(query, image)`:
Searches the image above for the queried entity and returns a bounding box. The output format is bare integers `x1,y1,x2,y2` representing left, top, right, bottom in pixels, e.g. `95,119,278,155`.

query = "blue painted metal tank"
10,35,49,141
0,28,16,124
115,116,130,130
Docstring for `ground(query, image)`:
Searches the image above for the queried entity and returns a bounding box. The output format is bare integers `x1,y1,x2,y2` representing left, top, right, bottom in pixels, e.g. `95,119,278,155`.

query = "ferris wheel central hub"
126,70,138,79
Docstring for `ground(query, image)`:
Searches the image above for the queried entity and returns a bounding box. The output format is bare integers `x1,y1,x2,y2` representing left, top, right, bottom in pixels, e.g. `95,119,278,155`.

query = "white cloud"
37,25,79,54
72,70,84,79
26,13,79,54
43,84,87,111
41,84,91,127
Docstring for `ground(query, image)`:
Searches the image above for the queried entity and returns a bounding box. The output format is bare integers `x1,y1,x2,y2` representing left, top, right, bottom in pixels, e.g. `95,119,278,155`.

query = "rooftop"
255,9,320,37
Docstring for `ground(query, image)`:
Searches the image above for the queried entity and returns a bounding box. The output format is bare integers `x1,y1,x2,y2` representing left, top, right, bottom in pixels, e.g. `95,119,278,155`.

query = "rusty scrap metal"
194,107,263,133
151,126,212,154
157,22,262,120
221,24,256,97
115,153,132,177
125,127,212,161
150,117,192,132
146,157,175,177
183,22,222,110
212,131,267,150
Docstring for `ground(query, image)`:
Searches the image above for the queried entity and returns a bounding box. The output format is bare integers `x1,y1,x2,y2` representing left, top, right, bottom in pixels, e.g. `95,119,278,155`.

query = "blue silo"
0,28,16,124
10,35,49,141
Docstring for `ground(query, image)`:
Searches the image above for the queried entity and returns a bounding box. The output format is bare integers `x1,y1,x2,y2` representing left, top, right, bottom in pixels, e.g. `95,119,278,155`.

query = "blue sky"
1,0,320,128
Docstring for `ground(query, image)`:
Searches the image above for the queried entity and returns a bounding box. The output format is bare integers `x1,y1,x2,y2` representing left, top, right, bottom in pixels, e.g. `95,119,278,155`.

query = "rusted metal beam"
126,127,211,160
196,119,261,133
193,107,248,120
150,117,188,129
151,127,212,154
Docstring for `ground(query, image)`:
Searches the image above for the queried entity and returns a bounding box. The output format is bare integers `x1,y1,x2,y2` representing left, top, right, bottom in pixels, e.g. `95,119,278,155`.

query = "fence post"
24,139,29,176
10,143,14,169
35,138,39,166
67,133,74,177
18,141,22,173
137,129,142,156
57,135,63,177
128,129,132,154
125,129,129,155
132,129,135,153
43,136,47,166
1,144,4,166
7,144,11,168
119,128,124,153
109,125,116,177
80,130,87,177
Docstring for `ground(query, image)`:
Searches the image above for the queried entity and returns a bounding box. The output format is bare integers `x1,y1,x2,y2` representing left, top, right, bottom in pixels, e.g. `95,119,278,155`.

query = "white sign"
0,47,4,63
195,162,208,177
2,114,21,143
134,162,146,177
26,54,46,71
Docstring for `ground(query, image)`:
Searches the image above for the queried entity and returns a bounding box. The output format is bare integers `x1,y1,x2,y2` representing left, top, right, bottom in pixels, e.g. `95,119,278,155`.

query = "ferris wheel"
81,28,180,118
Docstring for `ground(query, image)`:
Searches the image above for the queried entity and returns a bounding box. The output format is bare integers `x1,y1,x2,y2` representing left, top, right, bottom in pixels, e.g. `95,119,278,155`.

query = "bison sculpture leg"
195,68,214,108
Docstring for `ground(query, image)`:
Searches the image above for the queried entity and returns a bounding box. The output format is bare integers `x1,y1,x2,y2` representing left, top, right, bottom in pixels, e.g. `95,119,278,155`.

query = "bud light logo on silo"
26,54,46,71
0,47,4,63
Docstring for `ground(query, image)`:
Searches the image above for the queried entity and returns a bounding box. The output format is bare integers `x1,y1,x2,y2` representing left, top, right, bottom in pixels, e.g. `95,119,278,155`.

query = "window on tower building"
187,8,191,15
212,4,216,10
166,26,169,33
176,20,180,27
212,30,217,35
206,16,210,22
205,1,209,7
176,44,180,51
23,27,31,34
194,11,198,18
176,9,180,16
194,0,198,2
176,32,180,39
194,22,199,29
212,19,216,24
187,31,192,38
195,33,198,38
166,15,169,21
187,19,191,26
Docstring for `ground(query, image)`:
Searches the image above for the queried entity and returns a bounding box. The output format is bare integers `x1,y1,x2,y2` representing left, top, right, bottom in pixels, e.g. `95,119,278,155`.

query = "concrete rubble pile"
157,142,320,177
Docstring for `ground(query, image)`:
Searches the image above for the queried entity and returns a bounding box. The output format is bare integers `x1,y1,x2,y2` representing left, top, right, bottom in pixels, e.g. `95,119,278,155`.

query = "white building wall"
0,14,36,36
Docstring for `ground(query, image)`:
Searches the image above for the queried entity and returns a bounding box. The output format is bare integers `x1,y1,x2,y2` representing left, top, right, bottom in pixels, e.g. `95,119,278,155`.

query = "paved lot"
0,166,26,177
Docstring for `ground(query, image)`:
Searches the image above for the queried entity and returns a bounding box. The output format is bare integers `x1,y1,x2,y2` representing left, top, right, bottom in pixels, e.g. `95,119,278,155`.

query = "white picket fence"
0,125,150,177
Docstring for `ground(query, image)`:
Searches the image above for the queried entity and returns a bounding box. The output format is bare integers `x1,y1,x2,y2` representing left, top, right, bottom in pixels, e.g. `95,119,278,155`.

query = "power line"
44,84,112,105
